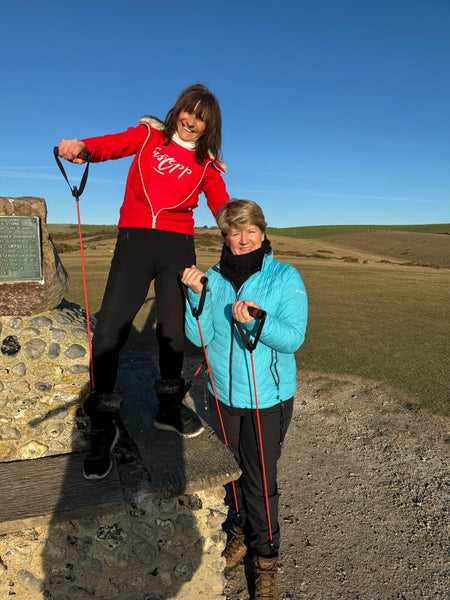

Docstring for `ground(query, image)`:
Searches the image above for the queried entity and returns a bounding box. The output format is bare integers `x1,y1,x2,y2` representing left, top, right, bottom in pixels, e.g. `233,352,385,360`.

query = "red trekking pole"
53,147,95,391
236,306,275,552
184,274,275,550
183,277,242,517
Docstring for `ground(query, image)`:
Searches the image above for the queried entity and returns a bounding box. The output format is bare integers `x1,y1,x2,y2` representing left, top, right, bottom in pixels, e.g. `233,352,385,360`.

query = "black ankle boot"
82,392,122,480
83,416,119,480
83,391,122,418
153,378,204,438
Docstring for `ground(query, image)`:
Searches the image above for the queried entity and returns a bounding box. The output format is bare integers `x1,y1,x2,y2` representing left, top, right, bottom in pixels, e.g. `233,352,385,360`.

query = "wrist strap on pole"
53,147,91,200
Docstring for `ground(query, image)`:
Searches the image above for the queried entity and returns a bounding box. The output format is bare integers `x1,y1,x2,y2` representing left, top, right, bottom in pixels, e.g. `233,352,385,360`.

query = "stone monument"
0,196,90,462
0,196,69,314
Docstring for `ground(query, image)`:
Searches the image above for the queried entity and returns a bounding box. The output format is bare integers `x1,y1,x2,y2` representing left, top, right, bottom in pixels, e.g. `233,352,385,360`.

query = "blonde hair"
216,199,267,237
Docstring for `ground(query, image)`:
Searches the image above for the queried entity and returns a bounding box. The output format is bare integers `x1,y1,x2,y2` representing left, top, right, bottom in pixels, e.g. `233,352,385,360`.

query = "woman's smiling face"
225,225,265,255
176,103,206,142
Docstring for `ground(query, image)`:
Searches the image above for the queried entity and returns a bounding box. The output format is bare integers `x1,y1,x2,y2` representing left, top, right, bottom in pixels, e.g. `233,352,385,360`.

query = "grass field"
267,223,450,238
49,224,450,416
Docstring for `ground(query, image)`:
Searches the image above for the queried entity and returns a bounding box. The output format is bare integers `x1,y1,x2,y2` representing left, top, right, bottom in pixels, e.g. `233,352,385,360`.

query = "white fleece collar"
171,131,196,151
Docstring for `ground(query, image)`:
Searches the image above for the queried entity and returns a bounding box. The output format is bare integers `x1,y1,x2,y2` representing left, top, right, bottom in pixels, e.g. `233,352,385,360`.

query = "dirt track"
48,225,449,598
222,371,449,600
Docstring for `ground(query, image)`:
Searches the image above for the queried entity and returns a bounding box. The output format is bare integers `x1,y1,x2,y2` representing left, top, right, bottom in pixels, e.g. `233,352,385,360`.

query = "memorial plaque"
0,216,43,282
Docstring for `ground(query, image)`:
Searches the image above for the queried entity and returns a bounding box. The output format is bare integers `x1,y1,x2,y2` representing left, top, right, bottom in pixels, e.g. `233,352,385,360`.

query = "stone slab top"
0,351,240,532
0,452,124,534
116,352,241,496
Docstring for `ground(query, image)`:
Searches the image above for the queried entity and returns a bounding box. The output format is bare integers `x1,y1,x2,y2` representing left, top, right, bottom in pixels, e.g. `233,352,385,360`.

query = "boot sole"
153,420,205,438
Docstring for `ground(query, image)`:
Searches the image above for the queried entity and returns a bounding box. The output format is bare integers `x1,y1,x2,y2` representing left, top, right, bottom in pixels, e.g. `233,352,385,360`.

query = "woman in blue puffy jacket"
182,199,307,599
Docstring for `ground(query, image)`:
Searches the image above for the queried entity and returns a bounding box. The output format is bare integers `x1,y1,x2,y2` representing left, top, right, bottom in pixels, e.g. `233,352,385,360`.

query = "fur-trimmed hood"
138,115,165,130
138,115,226,171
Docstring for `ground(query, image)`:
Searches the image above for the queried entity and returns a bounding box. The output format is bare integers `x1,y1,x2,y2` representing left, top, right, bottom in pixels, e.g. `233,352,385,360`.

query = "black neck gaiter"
219,237,272,290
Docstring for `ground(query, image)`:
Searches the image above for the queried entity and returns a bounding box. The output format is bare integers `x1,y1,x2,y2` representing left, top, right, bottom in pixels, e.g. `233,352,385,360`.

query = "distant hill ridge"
266,223,449,238
47,223,450,269
48,223,450,238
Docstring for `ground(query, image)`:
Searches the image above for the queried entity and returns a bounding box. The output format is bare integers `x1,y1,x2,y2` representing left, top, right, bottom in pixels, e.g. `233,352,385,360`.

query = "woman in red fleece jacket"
58,84,229,479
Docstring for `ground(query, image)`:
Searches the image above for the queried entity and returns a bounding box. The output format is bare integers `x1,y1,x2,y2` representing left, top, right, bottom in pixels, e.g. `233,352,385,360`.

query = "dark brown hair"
163,84,223,164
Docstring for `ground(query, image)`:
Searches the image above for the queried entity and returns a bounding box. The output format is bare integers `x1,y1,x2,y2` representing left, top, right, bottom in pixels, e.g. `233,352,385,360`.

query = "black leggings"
92,228,196,392
209,395,294,556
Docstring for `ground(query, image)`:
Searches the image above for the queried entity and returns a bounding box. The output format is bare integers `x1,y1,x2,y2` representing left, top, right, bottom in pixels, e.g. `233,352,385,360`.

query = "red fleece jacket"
83,122,228,235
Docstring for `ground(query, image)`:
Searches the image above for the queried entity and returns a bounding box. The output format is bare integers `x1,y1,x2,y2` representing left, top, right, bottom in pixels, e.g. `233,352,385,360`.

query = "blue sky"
1,0,449,227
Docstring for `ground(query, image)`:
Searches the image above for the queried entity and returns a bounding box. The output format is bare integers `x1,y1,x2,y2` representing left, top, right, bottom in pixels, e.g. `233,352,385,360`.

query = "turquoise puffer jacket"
185,252,308,409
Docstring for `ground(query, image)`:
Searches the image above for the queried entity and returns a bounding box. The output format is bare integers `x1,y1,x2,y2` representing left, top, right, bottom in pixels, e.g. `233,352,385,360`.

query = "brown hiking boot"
222,524,247,569
254,555,279,600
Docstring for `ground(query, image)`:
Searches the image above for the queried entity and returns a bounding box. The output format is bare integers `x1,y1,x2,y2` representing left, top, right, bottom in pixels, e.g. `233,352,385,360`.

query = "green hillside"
266,223,450,239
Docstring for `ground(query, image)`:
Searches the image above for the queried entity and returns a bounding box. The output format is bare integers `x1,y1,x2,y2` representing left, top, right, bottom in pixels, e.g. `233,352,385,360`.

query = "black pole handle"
53,146,91,199
181,273,209,318
247,306,266,320
235,305,266,352
193,276,208,318
53,146,90,162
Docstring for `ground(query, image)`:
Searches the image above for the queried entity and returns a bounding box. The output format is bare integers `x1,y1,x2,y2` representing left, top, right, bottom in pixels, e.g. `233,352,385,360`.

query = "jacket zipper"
215,264,267,408
217,271,242,408
270,348,281,401
228,319,234,407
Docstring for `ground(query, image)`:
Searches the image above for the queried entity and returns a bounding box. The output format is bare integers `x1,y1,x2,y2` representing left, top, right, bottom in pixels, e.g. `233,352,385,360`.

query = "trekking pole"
53,147,95,391
183,276,241,517
235,306,275,551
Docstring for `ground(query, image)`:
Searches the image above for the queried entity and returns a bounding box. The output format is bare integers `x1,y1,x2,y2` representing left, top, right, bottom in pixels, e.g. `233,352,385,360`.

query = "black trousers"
92,228,196,392
209,394,294,557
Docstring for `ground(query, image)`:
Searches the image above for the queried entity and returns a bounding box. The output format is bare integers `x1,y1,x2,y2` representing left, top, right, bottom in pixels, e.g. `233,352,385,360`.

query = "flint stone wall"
0,486,228,600
0,299,91,462
0,197,69,315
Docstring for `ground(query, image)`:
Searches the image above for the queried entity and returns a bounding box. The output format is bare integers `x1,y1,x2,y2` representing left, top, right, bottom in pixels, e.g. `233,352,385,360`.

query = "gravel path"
222,371,449,600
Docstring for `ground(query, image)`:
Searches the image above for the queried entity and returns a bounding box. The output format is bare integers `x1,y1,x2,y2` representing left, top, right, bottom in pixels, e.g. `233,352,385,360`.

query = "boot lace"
255,561,277,599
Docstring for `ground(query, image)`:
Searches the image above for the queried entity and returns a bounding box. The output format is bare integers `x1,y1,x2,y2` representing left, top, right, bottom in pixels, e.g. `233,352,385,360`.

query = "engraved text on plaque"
0,216,43,282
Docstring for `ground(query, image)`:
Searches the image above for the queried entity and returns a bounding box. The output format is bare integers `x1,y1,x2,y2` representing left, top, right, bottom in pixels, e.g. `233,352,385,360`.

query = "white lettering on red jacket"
152,147,193,178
